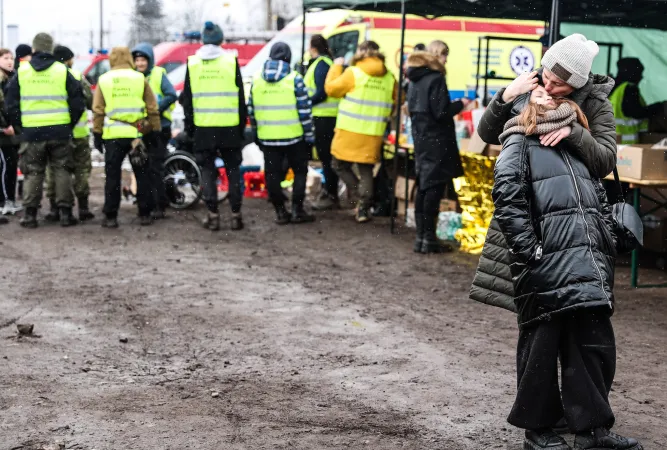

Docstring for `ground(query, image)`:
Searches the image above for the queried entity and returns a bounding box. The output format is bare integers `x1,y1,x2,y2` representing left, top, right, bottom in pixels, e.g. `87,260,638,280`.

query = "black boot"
78,197,95,221
414,213,424,253
44,200,60,222
291,204,315,224
230,212,244,231
201,211,220,231
139,215,153,226
20,207,38,228
574,428,642,450
274,203,290,225
101,215,119,228
524,429,571,450
421,216,454,254
59,208,78,227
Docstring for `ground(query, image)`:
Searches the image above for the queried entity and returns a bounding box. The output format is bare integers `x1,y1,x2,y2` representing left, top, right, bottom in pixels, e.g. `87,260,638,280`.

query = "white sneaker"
2,200,23,215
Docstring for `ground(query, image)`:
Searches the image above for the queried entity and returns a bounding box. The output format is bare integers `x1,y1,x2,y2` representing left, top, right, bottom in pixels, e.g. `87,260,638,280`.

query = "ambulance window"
86,59,110,86
328,31,360,62
160,62,181,74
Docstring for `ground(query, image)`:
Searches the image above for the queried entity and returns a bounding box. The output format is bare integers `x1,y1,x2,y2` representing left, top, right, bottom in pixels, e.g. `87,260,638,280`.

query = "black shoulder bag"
610,167,644,252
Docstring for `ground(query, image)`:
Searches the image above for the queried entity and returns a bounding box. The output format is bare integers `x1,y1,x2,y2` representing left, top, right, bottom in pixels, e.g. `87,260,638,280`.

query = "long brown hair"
310,34,332,58
519,98,590,135
351,40,384,66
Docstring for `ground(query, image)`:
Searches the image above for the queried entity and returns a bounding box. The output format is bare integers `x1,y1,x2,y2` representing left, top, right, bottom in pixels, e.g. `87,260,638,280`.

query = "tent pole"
301,6,307,74
390,0,407,234
549,0,560,46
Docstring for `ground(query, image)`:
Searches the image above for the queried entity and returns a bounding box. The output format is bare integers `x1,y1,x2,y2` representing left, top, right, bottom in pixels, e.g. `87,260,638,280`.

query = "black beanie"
54,45,75,63
269,42,292,64
15,44,32,60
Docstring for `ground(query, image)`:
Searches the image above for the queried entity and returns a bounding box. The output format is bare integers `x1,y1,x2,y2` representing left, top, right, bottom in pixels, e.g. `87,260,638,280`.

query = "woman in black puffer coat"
492,88,642,450
406,49,467,253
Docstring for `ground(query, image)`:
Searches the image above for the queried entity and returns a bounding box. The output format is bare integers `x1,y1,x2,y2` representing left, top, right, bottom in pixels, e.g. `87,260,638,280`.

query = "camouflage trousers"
19,139,74,209
46,137,92,202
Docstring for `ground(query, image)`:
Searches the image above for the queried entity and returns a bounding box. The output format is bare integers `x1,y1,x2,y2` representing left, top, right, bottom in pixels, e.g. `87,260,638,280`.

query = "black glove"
93,133,104,154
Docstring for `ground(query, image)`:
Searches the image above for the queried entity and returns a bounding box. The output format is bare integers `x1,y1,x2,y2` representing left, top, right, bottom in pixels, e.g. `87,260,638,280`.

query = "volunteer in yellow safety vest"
92,46,161,228
325,40,397,223
305,35,341,211
132,42,178,219
609,57,664,145
248,42,316,225
43,45,96,223
5,32,85,229
179,21,247,232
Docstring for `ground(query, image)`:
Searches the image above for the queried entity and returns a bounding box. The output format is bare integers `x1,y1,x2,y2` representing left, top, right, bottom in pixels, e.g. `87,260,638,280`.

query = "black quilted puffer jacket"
491,132,617,327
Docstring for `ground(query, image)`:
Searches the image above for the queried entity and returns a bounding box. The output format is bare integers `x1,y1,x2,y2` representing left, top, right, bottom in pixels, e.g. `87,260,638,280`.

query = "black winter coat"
470,74,616,313
406,53,464,191
5,52,85,142
179,56,247,151
493,133,616,327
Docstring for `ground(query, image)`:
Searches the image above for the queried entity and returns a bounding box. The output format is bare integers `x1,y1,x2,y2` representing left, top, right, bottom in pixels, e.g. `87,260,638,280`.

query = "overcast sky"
1,0,270,56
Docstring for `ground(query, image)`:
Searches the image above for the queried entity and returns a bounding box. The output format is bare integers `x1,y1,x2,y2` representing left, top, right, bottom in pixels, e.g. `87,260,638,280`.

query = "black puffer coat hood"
492,131,617,327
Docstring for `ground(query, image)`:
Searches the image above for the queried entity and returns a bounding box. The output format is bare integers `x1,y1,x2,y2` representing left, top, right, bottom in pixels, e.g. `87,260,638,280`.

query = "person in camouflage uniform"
45,45,94,222
4,33,85,228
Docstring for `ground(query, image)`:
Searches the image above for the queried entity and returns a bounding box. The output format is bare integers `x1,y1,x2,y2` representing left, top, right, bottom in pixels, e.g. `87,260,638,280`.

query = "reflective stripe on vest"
251,71,303,140
147,66,174,123
609,81,649,145
188,54,240,127
98,69,147,139
304,56,339,118
18,62,70,128
69,68,90,139
336,66,394,136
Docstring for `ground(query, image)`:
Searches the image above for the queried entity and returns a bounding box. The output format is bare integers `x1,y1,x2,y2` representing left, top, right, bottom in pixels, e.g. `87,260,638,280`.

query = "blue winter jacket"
248,59,315,146
132,42,178,129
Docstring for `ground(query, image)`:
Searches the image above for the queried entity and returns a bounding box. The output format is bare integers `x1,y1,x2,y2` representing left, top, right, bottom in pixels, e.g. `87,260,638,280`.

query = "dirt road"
1,181,666,449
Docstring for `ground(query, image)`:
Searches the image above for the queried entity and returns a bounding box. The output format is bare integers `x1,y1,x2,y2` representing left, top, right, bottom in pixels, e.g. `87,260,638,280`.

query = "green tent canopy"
303,0,667,31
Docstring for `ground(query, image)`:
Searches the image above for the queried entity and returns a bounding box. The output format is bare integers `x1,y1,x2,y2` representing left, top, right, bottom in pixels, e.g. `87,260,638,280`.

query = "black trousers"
195,146,242,214
0,142,19,203
262,141,309,208
508,309,616,433
103,139,153,218
415,183,446,233
146,131,168,212
313,116,338,199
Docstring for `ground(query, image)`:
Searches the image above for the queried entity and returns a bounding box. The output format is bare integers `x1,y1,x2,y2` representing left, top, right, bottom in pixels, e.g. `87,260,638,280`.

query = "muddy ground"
1,173,666,450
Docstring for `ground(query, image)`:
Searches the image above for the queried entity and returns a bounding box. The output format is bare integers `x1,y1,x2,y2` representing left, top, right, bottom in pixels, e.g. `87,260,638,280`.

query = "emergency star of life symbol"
510,46,535,75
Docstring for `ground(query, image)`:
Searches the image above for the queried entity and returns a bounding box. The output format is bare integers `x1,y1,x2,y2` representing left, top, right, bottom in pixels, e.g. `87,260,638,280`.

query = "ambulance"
242,10,545,98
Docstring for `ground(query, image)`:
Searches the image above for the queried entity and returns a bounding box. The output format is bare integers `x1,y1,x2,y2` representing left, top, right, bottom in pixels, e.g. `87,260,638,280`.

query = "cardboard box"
397,200,415,217
616,144,667,180
395,176,416,201
440,199,457,212
462,130,502,157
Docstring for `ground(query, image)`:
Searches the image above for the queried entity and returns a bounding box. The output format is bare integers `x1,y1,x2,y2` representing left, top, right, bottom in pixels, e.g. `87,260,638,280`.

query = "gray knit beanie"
32,32,54,54
541,33,599,89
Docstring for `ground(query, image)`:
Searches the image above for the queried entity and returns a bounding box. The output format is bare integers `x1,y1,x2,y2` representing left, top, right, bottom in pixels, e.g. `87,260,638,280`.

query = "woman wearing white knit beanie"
477,33,617,178
472,34,644,450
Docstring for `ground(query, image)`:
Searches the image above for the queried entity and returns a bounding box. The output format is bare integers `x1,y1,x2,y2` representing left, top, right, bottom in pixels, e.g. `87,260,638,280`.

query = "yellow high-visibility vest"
609,81,649,145
19,62,70,129
304,56,339,118
336,66,394,136
69,68,90,139
251,72,303,140
188,54,239,127
147,65,174,123
98,69,147,140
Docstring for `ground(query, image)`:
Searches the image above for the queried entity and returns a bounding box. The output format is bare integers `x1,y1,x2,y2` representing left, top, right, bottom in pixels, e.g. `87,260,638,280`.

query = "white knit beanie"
541,33,599,89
